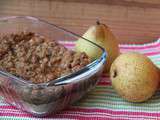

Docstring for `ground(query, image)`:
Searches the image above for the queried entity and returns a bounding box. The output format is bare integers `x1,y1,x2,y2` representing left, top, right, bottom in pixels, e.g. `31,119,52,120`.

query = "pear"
110,52,159,102
76,21,120,73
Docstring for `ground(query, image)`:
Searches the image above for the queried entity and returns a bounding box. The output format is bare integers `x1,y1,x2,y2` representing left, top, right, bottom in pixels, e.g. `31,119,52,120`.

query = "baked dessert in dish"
0,32,90,83
0,16,106,116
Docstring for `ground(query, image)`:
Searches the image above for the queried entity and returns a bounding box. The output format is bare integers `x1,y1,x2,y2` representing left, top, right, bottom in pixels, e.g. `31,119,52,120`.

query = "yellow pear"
110,52,159,102
76,21,119,73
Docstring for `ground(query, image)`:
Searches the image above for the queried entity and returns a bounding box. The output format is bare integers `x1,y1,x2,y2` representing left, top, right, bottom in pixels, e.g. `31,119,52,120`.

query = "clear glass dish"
0,16,107,116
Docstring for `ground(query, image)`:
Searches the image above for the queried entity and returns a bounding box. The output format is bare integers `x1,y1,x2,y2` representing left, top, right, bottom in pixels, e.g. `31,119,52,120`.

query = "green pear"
110,52,159,102
76,21,119,73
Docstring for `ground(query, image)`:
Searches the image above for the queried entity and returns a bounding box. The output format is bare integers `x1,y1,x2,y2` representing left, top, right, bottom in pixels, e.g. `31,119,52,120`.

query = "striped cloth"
1,39,160,120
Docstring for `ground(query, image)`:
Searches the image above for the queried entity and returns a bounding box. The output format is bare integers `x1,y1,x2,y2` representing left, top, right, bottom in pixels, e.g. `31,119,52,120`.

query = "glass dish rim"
0,16,107,86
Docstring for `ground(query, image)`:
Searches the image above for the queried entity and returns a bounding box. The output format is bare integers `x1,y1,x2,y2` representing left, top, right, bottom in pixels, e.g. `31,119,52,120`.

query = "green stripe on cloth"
88,93,160,102
0,117,31,120
148,55,160,59
74,101,160,112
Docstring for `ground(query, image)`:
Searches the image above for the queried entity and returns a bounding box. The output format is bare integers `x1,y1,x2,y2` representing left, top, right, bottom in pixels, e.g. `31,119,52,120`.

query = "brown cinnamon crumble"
0,32,90,83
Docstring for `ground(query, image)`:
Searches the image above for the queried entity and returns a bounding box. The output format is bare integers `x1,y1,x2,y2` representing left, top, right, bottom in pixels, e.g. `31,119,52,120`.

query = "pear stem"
96,20,100,25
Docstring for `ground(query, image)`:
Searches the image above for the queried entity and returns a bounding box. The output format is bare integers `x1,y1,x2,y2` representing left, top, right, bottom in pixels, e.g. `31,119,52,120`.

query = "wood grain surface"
0,0,160,44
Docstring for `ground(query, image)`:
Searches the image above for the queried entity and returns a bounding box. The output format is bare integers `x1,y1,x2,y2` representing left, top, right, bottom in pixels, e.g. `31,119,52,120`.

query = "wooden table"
0,0,160,44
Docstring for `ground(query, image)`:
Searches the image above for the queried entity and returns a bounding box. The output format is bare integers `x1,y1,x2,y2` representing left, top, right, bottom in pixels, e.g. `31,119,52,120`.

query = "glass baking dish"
0,16,107,116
